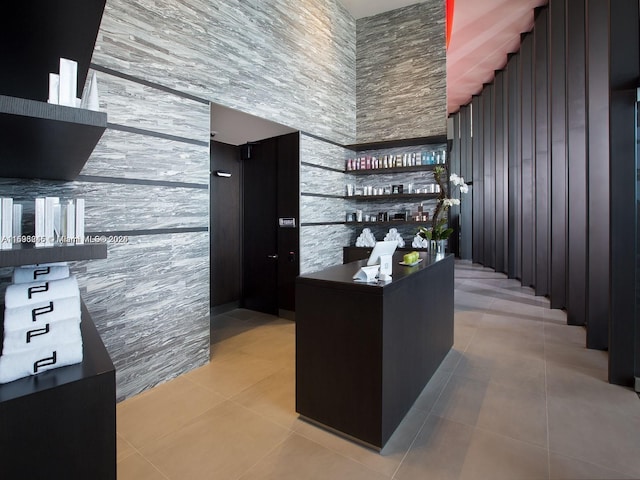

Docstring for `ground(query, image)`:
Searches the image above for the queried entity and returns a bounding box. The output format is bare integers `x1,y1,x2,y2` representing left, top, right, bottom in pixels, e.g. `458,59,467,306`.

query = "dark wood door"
210,141,241,309
242,138,279,314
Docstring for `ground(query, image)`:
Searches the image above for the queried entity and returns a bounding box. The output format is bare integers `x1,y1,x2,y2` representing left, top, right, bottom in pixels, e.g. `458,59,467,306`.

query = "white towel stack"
0,263,83,384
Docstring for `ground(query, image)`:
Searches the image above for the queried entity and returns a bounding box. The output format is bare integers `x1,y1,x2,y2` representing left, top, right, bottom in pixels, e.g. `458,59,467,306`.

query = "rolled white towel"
0,341,83,384
5,276,79,309
13,264,70,284
2,318,81,354
3,296,81,332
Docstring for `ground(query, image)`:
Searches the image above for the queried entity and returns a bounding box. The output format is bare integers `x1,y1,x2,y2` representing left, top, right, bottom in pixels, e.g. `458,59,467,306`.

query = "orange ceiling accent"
447,0,548,113
446,0,455,50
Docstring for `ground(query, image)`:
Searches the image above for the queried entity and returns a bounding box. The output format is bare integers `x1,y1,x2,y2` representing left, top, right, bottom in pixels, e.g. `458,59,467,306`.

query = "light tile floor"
116,261,640,479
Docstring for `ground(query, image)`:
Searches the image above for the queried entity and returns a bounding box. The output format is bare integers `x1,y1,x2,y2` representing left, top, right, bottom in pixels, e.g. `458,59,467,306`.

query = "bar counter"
295,251,454,449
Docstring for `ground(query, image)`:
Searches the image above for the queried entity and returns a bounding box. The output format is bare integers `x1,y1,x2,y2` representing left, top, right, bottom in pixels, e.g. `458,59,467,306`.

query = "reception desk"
295,252,454,449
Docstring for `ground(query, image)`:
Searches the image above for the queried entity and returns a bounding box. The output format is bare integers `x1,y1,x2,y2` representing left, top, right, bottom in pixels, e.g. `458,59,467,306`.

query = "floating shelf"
345,221,430,227
345,164,441,175
345,193,440,201
345,135,448,152
0,95,107,181
0,242,107,268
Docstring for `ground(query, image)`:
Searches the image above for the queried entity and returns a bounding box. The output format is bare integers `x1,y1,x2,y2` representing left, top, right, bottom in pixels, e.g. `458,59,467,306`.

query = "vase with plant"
417,165,468,253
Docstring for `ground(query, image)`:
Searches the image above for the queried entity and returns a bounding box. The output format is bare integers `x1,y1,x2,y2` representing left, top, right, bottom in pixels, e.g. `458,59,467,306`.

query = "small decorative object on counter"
355,228,376,247
384,228,405,248
412,234,429,248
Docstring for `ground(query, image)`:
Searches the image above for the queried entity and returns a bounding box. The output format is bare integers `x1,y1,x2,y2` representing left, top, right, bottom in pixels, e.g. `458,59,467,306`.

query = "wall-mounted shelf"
345,135,448,152
0,242,107,268
345,164,440,175
0,96,107,181
346,193,439,201
346,221,429,227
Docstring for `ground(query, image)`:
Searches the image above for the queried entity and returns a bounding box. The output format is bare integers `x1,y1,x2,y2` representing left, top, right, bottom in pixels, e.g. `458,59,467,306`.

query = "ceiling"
339,0,548,113
210,102,295,146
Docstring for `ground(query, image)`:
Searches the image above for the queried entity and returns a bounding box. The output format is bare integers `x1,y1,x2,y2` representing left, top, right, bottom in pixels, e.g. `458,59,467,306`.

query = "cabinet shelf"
345,135,448,152
0,95,107,181
345,164,442,175
346,193,439,201
0,242,107,268
346,221,429,227
0,302,115,479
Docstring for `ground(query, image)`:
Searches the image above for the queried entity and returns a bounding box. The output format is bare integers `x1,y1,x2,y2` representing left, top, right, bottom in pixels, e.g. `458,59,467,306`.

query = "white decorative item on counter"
355,228,376,247
412,234,429,249
384,228,405,248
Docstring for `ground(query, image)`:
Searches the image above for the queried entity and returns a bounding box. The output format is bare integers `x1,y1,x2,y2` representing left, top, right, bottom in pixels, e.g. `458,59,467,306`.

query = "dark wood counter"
295,252,454,449
0,302,116,479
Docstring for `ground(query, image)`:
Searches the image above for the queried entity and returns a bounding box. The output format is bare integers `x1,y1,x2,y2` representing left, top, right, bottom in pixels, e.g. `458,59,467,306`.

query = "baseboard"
278,309,295,321
211,301,240,316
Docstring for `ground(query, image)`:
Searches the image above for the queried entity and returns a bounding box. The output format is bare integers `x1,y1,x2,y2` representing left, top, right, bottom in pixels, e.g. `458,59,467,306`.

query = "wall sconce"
215,170,232,178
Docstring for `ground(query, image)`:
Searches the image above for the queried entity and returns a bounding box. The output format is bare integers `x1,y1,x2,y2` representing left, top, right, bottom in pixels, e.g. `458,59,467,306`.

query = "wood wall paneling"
483,83,496,269
566,0,588,326
534,8,550,296
276,133,301,313
586,0,610,350
471,95,484,264
210,141,242,308
450,113,461,257
507,53,522,279
520,32,536,288
608,0,639,385
459,105,473,260
494,71,507,274
549,0,568,309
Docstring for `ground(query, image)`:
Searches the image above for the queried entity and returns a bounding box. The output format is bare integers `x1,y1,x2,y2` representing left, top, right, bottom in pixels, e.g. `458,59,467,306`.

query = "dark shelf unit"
0,96,107,181
0,302,116,480
345,164,440,175
0,244,114,480
346,193,439,201
0,2,114,477
0,242,107,268
345,134,448,152
345,220,429,227
0,0,108,182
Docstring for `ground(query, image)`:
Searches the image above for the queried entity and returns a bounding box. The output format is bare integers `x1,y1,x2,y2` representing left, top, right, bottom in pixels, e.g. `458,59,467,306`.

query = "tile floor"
116,261,640,479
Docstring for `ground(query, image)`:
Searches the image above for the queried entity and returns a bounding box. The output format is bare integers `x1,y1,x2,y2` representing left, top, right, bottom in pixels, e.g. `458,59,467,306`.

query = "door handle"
267,254,279,259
